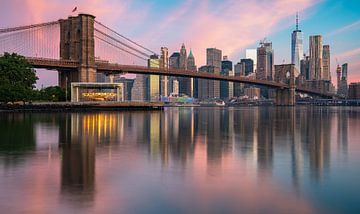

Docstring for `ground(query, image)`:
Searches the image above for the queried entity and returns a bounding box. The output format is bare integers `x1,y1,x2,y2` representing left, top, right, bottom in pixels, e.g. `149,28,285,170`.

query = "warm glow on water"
0,107,360,213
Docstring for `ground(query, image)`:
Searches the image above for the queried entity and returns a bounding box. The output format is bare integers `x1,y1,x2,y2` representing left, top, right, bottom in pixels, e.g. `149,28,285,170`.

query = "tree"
0,53,38,103
40,86,66,102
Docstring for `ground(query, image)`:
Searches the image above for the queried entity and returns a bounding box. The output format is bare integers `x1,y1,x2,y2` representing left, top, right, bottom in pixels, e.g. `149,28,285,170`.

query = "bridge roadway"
26,57,335,98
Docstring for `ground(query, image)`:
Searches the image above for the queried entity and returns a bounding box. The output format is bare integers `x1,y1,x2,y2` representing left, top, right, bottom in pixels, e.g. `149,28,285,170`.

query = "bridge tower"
274,64,296,106
58,14,96,89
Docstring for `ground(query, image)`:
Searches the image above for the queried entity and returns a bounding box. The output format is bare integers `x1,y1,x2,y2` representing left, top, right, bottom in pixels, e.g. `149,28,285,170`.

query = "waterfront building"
160,47,169,96
244,87,261,100
148,54,160,101
256,42,274,81
114,76,134,101
220,56,233,100
131,74,148,101
322,45,331,81
246,49,257,72
207,48,222,98
309,35,323,80
348,83,360,99
291,13,303,75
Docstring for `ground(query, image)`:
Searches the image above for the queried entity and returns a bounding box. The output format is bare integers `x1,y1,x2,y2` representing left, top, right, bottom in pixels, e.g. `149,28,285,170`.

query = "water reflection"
0,107,358,213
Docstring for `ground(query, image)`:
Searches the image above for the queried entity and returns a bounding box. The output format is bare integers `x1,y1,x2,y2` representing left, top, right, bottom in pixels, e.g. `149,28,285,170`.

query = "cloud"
135,0,319,65
328,20,360,37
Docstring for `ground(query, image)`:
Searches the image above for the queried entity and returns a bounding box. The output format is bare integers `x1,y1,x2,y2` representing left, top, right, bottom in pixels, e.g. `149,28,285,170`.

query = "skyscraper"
207,48,222,98
256,42,274,80
309,35,323,80
234,62,246,97
169,52,180,95
240,58,254,76
336,64,342,91
291,13,303,76
198,65,216,99
148,54,160,101
187,49,197,97
246,49,257,72
220,56,233,100
322,45,331,81
160,47,169,96
300,55,311,80
338,63,348,97
178,44,192,96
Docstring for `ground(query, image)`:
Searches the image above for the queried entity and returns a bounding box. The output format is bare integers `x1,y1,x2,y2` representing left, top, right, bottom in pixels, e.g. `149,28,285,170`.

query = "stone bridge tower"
274,64,296,106
58,14,96,89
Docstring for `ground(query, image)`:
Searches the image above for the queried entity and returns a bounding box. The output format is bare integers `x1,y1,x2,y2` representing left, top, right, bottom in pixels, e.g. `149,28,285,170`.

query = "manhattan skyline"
1,0,359,87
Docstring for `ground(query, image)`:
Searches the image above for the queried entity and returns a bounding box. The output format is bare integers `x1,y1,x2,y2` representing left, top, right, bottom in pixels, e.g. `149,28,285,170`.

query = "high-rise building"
322,45,331,81
131,74,148,101
300,55,310,80
256,42,274,81
348,83,360,99
234,62,245,97
148,54,160,101
309,35,323,80
338,63,348,97
240,59,254,76
291,13,303,75
160,47,169,96
178,44,192,96
246,49,257,72
186,49,197,97
220,56,233,100
169,52,180,95
198,65,215,99
336,64,342,91
207,48,222,98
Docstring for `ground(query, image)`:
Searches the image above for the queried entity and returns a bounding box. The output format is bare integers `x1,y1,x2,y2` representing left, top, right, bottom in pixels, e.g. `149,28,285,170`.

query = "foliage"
0,52,38,103
34,86,66,102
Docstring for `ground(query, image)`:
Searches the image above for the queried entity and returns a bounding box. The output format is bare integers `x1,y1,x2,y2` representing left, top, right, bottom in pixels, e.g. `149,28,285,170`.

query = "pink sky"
1,0,359,86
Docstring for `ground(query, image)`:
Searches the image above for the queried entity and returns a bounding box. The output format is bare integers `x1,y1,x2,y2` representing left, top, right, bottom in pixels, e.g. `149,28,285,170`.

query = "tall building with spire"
187,49,196,97
178,43,192,96
291,13,303,76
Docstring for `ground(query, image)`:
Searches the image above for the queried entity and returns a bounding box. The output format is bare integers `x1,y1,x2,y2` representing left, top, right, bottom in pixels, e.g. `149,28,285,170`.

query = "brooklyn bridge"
0,13,336,105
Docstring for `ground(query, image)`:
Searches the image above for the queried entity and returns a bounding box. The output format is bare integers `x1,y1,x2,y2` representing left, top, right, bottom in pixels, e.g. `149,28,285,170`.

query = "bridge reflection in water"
0,107,358,213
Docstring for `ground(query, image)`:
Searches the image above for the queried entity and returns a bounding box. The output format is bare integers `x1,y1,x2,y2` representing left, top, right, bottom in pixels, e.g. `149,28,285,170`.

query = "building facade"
220,56,233,100
309,35,323,80
256,42,274,81
348,83,360,99
322,45,331,81
148,54,160,101
206,48,222,98
160,47,169,96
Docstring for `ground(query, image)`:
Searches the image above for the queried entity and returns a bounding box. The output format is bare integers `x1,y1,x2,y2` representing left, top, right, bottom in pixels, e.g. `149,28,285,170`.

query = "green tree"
0,53,38,103
40,86,66,102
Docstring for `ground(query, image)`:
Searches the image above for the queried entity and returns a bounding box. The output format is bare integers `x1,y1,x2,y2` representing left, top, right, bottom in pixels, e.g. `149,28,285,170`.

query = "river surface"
0,107,360,214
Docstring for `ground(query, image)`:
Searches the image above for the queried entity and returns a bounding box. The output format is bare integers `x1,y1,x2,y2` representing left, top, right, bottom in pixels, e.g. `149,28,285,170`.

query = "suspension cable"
94,20,157,55
0,21,59,34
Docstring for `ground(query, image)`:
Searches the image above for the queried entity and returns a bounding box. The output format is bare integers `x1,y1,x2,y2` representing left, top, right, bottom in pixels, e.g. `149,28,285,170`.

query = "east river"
0,107,360,213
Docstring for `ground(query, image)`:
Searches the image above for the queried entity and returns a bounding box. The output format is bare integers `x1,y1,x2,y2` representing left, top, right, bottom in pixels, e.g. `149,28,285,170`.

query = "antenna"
296,12,299,31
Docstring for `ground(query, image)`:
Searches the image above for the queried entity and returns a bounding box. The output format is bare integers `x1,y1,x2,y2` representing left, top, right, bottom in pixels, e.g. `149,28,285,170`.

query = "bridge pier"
274,64,296,106
275,88,295,106
59,13,96,89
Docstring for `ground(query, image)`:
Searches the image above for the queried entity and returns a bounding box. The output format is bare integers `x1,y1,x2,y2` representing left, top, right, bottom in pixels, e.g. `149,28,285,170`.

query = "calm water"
0,107,360,214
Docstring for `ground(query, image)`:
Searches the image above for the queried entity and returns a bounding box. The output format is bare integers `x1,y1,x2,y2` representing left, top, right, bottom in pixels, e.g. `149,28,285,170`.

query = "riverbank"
0,101,164,112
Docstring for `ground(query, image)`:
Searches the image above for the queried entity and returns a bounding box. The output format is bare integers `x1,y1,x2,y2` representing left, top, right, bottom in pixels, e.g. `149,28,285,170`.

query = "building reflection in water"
55,107,349,205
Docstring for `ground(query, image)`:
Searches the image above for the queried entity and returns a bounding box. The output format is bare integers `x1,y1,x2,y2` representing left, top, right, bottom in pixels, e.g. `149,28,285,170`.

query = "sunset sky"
0,0,359,87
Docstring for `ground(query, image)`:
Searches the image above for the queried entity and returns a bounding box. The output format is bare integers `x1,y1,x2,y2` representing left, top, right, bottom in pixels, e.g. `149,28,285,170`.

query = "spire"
296,12,299,31
188,49,194,58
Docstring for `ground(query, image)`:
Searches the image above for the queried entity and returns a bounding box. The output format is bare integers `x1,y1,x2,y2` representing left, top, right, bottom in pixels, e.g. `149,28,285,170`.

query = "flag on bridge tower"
72,7,77,13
